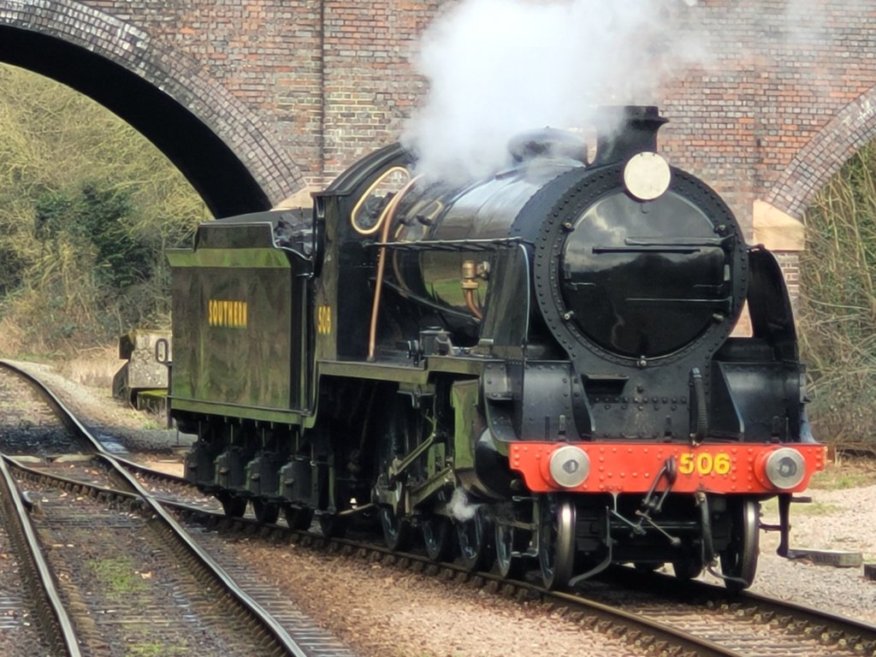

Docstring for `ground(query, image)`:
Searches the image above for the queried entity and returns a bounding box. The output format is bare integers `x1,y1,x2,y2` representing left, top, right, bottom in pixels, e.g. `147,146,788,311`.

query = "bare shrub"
0,65,207,358
800,142,876,447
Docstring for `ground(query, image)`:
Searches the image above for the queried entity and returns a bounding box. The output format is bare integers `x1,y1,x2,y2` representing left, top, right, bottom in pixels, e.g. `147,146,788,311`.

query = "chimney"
592,105,668,167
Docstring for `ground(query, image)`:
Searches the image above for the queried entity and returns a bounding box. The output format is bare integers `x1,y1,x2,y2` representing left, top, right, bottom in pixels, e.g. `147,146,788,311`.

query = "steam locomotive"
167,106,824,591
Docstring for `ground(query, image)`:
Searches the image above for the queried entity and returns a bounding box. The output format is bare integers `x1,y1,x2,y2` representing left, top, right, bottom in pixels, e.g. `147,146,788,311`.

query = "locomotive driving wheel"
422,515,454,562
455,508,492,571
538,496,576,590
379,504,413,551
374,392,424,550
720,499,759,591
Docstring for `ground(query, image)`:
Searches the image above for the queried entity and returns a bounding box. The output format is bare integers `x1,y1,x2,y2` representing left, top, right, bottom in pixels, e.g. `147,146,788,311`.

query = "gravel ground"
7,358,876,656
3,359,194,455
738,484,876,624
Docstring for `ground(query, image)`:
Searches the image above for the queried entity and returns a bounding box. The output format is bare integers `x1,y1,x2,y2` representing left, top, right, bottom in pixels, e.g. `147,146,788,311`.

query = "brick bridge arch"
0,1,305,217
0,0,873,243
768,85,876,220
744,84,876,271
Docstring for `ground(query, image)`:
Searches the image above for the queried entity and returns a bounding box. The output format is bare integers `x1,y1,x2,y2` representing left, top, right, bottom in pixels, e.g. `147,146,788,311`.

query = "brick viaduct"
1,0,875,274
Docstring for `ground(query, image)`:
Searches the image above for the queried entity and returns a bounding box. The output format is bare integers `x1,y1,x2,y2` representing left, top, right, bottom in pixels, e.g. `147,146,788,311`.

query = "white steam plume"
448,487,479,522
402,0,706,183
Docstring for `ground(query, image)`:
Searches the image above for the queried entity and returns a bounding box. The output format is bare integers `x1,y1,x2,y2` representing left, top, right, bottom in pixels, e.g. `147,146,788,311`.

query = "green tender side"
166,247,292,269
167,241,309,425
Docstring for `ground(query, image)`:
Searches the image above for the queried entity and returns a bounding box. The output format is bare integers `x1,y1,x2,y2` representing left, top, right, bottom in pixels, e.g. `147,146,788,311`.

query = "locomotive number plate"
678,452,732,476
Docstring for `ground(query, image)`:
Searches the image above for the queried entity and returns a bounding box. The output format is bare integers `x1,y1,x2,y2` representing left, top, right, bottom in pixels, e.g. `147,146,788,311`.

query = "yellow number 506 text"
678,452,732,476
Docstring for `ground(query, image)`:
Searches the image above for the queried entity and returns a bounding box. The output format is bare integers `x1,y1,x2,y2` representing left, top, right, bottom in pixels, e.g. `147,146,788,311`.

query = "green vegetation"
788,500,840,516
127,642,186,657
810,458,876,489
88,556,189,656
800,141,876,447
0,64,208,357
87,555,148,598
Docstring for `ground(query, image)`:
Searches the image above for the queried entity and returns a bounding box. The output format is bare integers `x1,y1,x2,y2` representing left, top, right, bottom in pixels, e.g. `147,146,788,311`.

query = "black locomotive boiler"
167,106,824,590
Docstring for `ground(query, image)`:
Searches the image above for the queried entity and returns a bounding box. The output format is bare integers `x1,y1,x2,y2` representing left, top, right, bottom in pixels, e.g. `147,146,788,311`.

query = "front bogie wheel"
495,520,529,579
538,496,576,590
720,499,760,592
455,509,492,572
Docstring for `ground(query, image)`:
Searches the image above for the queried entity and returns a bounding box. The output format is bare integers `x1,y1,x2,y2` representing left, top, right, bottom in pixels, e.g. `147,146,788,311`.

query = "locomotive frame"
167,106,825,591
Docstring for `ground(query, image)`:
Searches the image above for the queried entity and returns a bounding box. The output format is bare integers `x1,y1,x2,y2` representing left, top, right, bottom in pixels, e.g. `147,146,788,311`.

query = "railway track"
26,451,876,657
166,502,876,657
0,361,351,657
2,360,875,657
583,568,876,657
0,454,76,657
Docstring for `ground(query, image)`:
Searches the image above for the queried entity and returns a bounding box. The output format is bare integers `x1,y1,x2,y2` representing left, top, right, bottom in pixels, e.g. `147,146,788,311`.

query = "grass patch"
810,458,876,490
761,496,839,517
127,643,186,657
87,555,148,598
791,500,840,516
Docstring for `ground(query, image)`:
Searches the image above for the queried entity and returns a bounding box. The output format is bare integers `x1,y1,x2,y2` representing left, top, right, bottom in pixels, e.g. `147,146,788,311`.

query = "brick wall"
1,0,875,226
775,252,801,312
320,1,441,180
660,0,876,234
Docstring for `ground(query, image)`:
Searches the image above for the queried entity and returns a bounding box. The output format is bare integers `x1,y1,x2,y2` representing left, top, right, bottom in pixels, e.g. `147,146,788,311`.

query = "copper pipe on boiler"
463,289,483,321
461,259,483,320
367,175,420,361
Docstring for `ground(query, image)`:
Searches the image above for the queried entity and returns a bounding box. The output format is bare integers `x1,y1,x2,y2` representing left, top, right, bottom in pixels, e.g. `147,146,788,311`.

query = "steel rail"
696,574,876,651
741,588,876,643
7,453,741,657
12,360,871,656
0,360,309,657
545,588,742,657
0,454,81,657
609,565,876,654
155,498,745,657
111,453,190,485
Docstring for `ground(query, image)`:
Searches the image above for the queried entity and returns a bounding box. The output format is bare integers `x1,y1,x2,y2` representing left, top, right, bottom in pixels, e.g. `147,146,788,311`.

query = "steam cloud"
448,487,479,522
402,0,706,183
